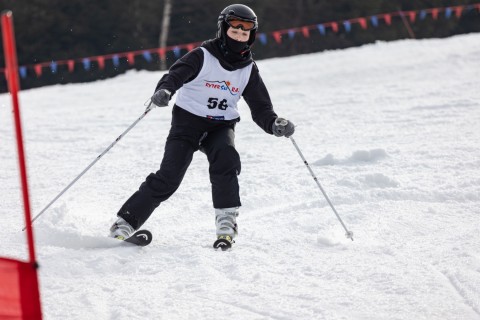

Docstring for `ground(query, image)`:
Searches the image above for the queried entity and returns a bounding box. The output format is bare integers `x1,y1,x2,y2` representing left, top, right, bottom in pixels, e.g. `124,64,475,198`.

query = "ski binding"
213,235,234,251
114,229,152,247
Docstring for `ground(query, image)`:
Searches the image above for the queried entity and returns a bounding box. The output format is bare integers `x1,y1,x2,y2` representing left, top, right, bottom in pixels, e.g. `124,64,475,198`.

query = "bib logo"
204,80,239,96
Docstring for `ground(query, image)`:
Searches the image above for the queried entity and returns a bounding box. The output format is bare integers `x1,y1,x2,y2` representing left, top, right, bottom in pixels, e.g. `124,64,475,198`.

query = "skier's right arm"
155,48,203,95
151,48,204,105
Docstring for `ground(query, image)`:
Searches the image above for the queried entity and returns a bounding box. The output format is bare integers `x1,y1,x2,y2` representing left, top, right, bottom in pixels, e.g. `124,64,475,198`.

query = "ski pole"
288,135,354,241
23,101,154,230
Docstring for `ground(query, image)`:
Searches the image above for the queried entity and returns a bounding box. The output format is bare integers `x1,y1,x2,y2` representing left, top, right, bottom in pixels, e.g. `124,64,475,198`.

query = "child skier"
110,3,295,249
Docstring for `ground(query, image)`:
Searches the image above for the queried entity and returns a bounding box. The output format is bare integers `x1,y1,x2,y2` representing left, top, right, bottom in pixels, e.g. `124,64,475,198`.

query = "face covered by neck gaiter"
226,35,249,54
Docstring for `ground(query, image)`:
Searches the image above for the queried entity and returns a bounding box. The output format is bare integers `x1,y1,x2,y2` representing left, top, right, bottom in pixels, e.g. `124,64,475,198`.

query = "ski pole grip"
275,118,288,126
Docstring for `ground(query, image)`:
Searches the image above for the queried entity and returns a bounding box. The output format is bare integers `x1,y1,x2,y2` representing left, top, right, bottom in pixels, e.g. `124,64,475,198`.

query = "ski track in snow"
1,34,480,319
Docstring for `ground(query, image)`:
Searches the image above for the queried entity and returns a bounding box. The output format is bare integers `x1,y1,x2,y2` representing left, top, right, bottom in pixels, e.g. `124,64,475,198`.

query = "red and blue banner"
1,3,479,80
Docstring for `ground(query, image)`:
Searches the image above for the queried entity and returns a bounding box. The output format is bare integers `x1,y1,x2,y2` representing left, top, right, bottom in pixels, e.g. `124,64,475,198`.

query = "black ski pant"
118,106,241,229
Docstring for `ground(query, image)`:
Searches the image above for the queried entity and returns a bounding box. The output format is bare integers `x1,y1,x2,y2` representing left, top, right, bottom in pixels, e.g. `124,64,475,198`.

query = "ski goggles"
225,16,257,31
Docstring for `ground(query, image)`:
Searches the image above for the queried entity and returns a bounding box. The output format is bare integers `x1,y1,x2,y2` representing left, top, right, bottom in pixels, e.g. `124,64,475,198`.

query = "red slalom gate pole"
1,10,36,264
1,10,42,319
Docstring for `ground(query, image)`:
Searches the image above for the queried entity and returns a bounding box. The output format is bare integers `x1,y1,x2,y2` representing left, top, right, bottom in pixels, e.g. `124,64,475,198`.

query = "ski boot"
109,217,135,240
213,207,238,250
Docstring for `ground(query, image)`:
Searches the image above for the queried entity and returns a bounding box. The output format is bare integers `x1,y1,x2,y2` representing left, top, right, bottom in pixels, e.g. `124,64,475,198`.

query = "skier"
109,3,295,249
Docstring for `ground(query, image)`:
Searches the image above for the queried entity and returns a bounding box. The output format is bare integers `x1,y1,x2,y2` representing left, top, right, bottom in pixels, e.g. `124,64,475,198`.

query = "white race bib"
175,47,253,120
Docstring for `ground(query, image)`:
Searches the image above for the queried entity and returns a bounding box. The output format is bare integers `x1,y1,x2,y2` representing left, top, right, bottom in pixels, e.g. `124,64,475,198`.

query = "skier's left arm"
243,63,295,137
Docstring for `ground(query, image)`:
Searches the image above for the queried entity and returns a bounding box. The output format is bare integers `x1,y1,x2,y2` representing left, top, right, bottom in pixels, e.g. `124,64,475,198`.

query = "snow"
1,33,480,319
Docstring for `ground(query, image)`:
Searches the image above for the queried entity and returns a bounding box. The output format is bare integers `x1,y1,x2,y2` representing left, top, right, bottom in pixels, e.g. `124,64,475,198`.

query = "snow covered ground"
1,33,479,319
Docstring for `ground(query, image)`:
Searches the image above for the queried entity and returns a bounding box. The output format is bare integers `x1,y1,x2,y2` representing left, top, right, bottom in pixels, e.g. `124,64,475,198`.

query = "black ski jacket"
155,38,277,134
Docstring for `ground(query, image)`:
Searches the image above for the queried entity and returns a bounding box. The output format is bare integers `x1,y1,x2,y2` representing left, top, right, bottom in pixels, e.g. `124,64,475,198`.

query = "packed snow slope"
1,33,479,320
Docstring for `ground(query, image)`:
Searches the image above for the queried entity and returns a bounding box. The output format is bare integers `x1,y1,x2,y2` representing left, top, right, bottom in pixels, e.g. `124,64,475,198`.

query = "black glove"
272,117,295,137
150,89,171,107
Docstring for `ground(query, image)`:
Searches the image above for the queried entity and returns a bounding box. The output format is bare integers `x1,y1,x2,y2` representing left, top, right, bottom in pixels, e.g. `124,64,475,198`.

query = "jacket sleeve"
242,62,278,134
154,48,204,95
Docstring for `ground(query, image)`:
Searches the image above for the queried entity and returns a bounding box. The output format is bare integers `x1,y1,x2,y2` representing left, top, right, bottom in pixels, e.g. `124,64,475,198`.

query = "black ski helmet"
217,4,258,46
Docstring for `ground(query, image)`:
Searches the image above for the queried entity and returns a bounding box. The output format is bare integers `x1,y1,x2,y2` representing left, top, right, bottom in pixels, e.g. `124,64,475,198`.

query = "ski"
213,235,234,251
114,229,153,247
